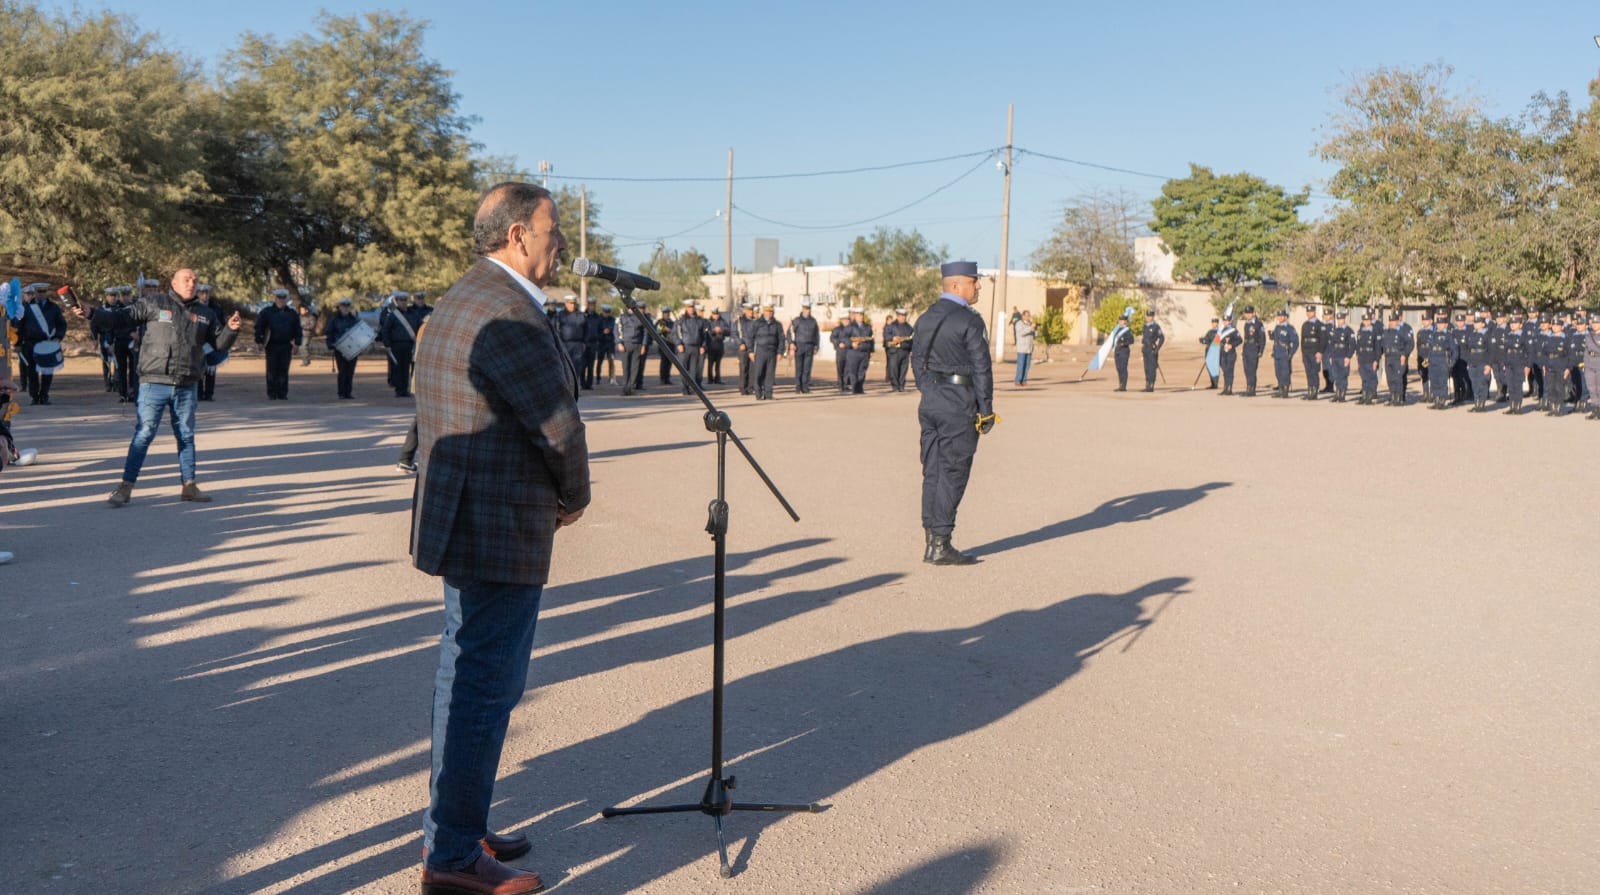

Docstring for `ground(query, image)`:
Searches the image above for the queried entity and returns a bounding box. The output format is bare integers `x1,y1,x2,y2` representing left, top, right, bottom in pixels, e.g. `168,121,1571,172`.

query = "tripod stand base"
602,775,821,877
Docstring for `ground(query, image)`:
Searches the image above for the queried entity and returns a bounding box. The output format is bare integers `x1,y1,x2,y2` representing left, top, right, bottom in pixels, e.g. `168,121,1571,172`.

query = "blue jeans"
1014,352,1033,384
424,577,544,870
122,383,198,483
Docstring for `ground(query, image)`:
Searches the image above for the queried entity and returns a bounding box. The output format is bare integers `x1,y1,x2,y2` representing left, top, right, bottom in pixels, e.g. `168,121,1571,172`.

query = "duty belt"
933,372,973,385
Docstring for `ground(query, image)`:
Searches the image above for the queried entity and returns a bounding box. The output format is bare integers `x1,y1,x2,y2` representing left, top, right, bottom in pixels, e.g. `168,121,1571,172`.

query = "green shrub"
1090,291,1145,339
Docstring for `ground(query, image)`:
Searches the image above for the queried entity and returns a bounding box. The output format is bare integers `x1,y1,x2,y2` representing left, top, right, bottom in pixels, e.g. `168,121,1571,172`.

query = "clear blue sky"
101,1,1600,270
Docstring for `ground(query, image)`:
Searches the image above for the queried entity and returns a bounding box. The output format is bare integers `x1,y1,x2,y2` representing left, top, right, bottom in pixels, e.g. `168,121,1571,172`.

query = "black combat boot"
923,529,936,563
927,535,977,566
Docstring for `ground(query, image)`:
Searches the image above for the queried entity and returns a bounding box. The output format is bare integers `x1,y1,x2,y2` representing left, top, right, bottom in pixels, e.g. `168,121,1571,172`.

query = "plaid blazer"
411,259,590,585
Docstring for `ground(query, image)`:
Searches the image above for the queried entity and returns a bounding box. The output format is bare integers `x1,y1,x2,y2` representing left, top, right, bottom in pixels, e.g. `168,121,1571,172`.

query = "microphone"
571,258,660,292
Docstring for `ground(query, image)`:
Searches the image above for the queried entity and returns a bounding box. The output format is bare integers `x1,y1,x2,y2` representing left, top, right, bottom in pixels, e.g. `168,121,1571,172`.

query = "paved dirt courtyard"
3,352,1595,894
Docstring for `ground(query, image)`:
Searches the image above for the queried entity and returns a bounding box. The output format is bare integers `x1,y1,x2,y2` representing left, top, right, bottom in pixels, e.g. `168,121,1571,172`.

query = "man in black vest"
80,268,241,504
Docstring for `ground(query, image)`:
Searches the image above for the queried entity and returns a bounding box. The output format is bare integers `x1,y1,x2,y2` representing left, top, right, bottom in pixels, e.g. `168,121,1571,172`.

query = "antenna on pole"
995,103,1014,360
724,148,734,314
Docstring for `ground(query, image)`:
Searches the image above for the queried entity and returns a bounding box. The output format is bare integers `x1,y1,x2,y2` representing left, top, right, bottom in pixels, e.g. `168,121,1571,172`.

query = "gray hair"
473,181,555,256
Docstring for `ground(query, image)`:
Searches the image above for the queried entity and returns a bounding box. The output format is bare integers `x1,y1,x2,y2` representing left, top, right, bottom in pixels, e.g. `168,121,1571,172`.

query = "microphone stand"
600,285,820,878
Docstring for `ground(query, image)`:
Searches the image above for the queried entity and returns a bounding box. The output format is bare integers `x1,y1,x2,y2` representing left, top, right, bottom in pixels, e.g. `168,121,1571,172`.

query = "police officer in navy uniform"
1319,307,1338,392
883,308,914,392
95,286,118,391
1198,317,1220,389
845,308,875,394
673,300,708,394
749,302,786,399
1240,306,1265,396
1112,309,1135,391
18,283,67,405
1566,311,1587,408
1539,316,1571,416
616,303,648,395
1270,308,1298,398
579,299,606,389
1215,314,1242,395
1380,311,1413,406
1425,315,1457,410
1325,310,1356,401
1463,315,1493,412
1355,312,1382,404
555,295,588,383
912,261,994,566
703,308,727,385
1140,308,1164,392
1449,313,1471,404
254,289,302,399
735,303,759,394
1501,314,1530,414
321,297,359,399
831,313,851,392
1299,306,1324,400
655,306,675,384
787,302,820,393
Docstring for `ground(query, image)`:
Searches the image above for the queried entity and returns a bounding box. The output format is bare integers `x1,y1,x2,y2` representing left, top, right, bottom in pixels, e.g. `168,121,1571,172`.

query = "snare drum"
334,319,377,360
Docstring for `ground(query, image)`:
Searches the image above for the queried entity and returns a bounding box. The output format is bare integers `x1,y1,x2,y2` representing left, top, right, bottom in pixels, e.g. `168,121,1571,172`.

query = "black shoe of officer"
927,535,977,566
922,530,936,564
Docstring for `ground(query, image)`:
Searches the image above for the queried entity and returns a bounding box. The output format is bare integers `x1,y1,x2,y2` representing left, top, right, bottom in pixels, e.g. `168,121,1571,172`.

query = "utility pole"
579,185,588,304
725,148,734,314
538,160,551,188
995,103,1013,360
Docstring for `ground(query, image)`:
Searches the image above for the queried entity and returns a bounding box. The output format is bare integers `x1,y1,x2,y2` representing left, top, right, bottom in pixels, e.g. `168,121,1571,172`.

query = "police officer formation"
570,297,915,400
1186,304,1599,417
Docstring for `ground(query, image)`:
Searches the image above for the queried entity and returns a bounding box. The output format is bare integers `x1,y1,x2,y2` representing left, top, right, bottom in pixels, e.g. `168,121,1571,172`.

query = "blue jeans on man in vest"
1014,351,1032,385
122,382,198,483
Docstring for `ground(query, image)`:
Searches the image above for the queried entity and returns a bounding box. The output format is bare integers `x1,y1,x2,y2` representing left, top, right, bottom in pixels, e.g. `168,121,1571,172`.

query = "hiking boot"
181,481,213,503
107,481,134,507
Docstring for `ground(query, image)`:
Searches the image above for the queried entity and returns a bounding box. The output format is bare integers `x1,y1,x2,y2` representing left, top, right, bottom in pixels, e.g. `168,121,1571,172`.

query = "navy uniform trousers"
920,381,978,537
1357,354,1380,396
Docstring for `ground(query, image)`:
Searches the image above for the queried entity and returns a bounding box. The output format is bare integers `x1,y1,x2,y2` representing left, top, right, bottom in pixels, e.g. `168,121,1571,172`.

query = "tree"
1089,291,1145,339
0,3,210,282
839,227,945,312
640,246,712,308
1034,306,1071,361
1030,188,1143,310
207,12,481,305
1148,165,1306,300
1308,63,1477,305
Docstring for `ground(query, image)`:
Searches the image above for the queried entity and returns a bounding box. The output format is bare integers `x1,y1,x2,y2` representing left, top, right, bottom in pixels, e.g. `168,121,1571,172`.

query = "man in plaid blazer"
413,182,588,895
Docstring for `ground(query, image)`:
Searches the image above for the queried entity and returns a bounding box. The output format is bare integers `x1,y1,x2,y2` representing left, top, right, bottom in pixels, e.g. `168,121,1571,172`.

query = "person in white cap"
254,289,302,399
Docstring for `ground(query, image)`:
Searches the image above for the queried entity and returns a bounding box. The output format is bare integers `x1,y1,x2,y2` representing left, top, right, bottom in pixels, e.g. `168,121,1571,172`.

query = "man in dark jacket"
80,268,241,505
616,304,648,395
17,284,67,404
787,303,820,393
255,290,302,399
913,261,994,565
382,292,431,397
672,301,707,394
325,298,364,399
749,303,787,399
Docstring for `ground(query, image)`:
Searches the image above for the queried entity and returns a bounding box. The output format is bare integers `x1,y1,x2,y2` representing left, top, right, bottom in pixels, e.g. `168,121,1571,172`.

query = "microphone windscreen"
572,258,596,277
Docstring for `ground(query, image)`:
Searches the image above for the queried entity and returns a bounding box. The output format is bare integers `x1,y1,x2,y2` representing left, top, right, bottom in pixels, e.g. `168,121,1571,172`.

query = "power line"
594,214,722,245
482,148,1003,185
731,153,997,231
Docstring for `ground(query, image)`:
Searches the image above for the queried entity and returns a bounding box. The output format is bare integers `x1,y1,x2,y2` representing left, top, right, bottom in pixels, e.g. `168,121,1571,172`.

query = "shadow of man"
970,482,1231,558
498,576,1191,891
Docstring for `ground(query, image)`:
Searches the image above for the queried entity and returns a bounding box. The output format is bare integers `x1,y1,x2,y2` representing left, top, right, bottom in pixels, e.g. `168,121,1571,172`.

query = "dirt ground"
2,350,1595,894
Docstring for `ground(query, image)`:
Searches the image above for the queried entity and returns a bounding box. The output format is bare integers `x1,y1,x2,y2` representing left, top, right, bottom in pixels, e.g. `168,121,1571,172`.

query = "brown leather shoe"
480,831,531,862
421,852,543,895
